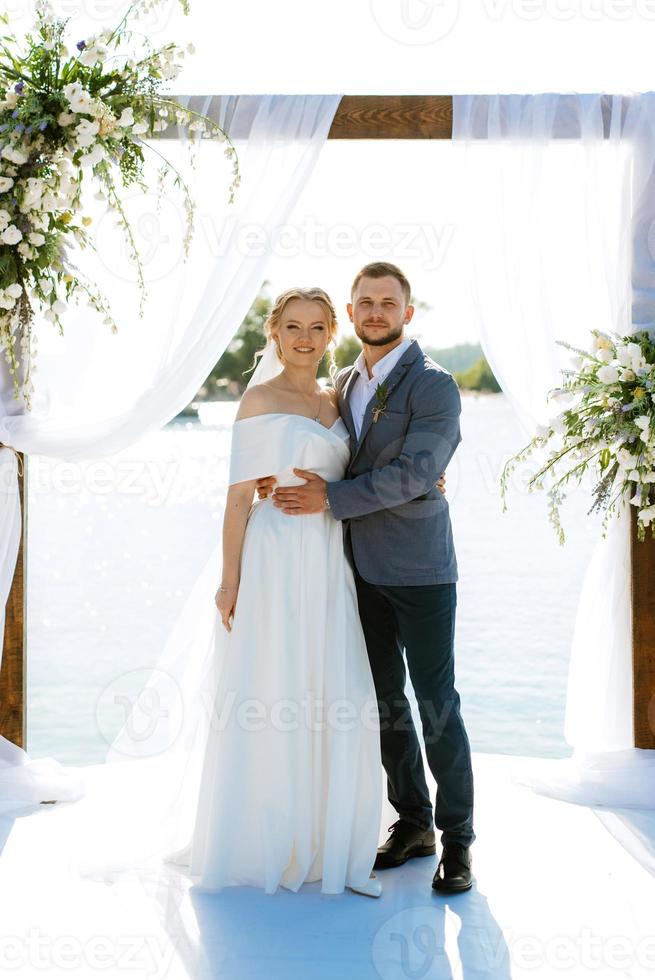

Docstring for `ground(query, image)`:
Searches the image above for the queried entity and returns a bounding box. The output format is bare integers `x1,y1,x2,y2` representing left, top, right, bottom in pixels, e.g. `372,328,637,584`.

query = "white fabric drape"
0,94,341,806
452,93,655,810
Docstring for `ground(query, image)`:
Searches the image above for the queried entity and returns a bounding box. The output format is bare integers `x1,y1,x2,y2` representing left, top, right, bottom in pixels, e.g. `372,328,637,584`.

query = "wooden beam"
328,95,453,139
631,507,655,748
0,451,26,749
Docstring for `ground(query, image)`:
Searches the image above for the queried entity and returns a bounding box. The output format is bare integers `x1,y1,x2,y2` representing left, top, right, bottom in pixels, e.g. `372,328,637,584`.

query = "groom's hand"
262,470,444,506
272,469,328,514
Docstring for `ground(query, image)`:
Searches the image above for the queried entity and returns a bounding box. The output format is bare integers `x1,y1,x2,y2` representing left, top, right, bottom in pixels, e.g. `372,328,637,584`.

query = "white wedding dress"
166,411,383,895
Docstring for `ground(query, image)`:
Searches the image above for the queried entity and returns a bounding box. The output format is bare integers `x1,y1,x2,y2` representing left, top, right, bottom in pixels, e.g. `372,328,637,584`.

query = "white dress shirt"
349,337,414,439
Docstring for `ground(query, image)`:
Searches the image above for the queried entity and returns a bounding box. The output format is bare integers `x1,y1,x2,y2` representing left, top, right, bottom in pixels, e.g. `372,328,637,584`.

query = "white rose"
639,504,655,527
5,282,21,298
41,192,57,211
16,242,32,259
28,231,45,246
58,111,76,127
622,368,636,382
616,345,632,367
76,118,100,138
38,278,53,294
68,88,94,113
591,332,612,353
63,82,82,101
78,143,106,167
1,224,22,245
597,365,620,384
79,44,108,67
0,293,15,309
597,348,613,363
0,208,10,228
1,145,27,165
118,107,134,128
549,414,568,435
0,176,13,193
635,415,651,430
617,448,638,468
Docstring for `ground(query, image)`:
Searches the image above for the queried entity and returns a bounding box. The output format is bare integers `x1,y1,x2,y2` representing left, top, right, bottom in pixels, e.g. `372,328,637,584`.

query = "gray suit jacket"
326,339,461,586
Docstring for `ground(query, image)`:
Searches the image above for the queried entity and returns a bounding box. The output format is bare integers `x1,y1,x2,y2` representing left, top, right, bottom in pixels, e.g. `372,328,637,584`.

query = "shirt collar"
354,337,414,383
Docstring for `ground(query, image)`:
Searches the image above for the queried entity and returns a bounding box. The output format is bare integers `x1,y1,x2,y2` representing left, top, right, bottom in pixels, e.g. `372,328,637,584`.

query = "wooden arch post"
0,449,26,747
1,95,653,749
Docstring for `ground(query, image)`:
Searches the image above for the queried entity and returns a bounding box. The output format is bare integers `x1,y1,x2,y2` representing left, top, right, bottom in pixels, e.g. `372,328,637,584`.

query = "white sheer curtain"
452,93,655,809
0,94,341,808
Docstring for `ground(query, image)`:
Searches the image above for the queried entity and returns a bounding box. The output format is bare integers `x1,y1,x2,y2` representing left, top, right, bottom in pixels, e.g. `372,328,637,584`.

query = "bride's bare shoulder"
235,383,279,422
324,384,338,410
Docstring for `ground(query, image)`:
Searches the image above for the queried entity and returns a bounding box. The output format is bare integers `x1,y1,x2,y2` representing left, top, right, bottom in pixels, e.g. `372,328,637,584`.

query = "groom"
259,262,475,894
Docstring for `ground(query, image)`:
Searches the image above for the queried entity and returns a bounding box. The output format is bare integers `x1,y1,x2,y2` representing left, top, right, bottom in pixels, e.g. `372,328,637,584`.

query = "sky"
145,0,655,96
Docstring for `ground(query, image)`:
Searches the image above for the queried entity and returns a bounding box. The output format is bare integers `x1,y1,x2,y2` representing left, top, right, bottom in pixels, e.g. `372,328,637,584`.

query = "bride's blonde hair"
258,286,339,381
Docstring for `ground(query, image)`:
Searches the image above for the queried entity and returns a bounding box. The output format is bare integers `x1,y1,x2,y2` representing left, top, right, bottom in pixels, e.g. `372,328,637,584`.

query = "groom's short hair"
351,262,411,305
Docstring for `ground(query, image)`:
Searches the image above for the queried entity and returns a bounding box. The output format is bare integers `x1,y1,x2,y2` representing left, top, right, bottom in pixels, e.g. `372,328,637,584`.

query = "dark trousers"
353,563,475,848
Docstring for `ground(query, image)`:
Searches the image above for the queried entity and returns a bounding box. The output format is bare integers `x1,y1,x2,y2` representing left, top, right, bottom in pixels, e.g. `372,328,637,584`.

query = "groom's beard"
355,322,404,347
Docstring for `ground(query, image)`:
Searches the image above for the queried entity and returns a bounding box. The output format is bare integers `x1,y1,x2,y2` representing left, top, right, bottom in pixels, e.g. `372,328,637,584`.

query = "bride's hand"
215,586,238,632
256,475,276,500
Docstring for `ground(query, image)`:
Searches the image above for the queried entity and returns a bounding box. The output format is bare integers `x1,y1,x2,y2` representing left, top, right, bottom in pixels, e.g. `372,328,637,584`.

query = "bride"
166,286,383,897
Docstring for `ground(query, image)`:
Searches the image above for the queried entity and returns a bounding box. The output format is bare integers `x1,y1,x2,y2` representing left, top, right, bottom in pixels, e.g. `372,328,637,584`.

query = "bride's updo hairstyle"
262,286,339,376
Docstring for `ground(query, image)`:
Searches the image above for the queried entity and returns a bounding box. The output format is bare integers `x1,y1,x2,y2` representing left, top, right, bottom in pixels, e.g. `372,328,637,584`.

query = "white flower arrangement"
0,0,240,410
501,329,655,543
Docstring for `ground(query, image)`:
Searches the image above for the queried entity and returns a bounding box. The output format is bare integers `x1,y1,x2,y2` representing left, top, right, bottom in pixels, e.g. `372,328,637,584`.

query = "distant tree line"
192,290,501,404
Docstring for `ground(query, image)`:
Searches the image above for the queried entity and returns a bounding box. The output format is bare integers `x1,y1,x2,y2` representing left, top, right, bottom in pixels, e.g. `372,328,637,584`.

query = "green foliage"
424,342,484,374
454,356,501,393
332,334,361,370
202,291,272,398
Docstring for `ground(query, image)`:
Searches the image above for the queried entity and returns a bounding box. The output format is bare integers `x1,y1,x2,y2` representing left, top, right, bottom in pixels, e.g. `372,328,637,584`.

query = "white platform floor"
1,750,654,979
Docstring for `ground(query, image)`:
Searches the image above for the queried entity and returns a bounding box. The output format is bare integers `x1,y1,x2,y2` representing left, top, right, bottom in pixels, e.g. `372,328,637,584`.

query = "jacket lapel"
350,340,422,463
339,366,359,443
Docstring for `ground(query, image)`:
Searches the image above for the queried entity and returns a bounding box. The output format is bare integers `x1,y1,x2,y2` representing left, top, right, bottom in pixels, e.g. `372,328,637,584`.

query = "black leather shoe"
432,843,473,893
374,819,436,869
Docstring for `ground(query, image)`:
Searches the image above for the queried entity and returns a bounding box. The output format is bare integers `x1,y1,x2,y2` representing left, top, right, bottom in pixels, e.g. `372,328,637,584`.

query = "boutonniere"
372,381,389,423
